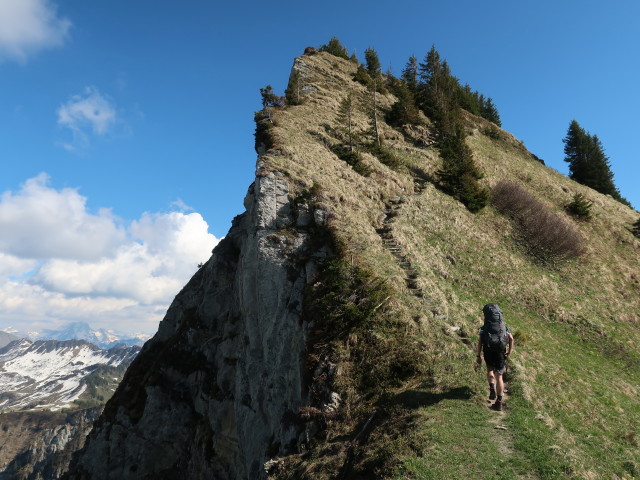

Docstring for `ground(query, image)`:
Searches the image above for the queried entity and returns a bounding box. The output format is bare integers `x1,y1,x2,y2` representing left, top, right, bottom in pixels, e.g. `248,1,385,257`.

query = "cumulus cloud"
0,175,219,335
57,87,118,150
0,0,70,63
0,173,126,260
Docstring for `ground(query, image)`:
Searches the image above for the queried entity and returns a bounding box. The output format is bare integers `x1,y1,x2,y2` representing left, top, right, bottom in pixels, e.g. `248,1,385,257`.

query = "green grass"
267,51,640,480
394,399,534,480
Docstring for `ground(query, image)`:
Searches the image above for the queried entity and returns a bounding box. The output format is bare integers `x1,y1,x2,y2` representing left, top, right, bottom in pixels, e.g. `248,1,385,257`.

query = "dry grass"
260,51,640,479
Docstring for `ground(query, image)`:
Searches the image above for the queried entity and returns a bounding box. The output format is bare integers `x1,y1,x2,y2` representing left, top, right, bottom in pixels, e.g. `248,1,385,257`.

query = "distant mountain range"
0,338,139,412
0,331,19,349
2,321,150,349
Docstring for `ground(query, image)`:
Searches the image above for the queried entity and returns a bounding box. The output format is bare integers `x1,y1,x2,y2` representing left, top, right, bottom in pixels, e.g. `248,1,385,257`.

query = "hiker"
476,303,514,411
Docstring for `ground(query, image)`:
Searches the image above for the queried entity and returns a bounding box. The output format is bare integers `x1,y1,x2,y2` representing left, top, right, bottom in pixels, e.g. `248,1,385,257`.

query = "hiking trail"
376,178,537,479
376,176,473,346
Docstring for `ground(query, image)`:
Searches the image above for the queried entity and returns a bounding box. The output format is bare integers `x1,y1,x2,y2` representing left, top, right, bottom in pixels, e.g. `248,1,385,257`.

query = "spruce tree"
387,81,420,127
563,120,627,204
566,193,593,220
337,93,356,151
437,126,488,212
320,37,349,59
401,55,419,93
259,85,283,122
418,46,459,137
285,71,302,106
481,97,501,126
364,47,382,78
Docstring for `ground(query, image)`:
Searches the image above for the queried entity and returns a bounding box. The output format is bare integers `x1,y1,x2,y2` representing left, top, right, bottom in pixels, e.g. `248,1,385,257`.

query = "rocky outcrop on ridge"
0,408,101,480
64,171,332,479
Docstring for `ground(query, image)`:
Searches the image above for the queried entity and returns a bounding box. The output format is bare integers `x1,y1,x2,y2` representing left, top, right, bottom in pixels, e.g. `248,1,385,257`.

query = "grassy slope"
264,52,640,479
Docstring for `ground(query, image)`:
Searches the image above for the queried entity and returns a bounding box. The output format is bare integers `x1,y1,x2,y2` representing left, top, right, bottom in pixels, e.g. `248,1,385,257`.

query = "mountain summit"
65,48,640,480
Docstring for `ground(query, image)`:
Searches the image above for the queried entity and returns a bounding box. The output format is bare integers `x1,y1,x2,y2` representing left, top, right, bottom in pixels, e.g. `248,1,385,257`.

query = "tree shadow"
383,385,474,410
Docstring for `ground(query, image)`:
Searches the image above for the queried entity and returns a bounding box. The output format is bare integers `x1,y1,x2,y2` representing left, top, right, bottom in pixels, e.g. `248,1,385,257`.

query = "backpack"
482,303,508,352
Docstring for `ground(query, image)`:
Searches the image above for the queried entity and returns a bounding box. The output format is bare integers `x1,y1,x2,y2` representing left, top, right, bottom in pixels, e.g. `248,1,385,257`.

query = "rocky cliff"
0,408,101,480
64,49,640,480
65,170,332,479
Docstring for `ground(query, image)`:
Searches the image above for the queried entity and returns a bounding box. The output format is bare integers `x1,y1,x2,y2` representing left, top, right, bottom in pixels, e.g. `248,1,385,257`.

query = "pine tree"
364,47,382,78
337,93,356,151
566,193,593,220
418,46,459,137
563,120,627,204
401,55,419,93
353,64,373,87
437,126,488,212
259,85,283,122
285,70,302,106
320,37,349,59
369,81,381,146
481,97,501,126
386,81,420,127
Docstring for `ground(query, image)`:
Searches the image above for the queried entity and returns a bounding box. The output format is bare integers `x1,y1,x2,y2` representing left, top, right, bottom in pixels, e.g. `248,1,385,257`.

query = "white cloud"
0,0,70,63
57,87,118,149
0,173,126,260
170,198,194,212
0,175,220,335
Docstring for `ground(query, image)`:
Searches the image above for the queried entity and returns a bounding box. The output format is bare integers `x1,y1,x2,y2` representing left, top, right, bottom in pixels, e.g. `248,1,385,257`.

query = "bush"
330,144,372,177
491,181,585,261
632,218,640,238
566,193,593,220
319,37,349,60
365,143,402,171
482,125,501,140
352,64,372,87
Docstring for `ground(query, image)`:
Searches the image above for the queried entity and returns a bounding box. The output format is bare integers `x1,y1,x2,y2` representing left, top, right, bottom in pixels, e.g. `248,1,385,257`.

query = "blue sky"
1,0,638,336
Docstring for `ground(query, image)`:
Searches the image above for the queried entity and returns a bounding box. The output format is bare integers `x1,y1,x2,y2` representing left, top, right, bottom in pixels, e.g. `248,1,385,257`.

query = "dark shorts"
484,350,506,374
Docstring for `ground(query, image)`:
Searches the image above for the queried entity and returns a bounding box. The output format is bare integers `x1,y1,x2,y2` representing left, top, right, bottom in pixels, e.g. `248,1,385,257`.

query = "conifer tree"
401,55,419,93
481,97,501,126
320,37,349,59
285,70,302,106
337,93,356,151
418,46,459,136
369,81,381,146
386,81,420,127
437,126,488,212
563,120,628,204
364,47,382,78
259,85,283,122
566,193,593,220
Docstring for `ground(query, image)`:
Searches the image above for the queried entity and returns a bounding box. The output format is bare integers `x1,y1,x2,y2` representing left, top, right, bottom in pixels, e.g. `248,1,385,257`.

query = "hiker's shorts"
484,350,506,374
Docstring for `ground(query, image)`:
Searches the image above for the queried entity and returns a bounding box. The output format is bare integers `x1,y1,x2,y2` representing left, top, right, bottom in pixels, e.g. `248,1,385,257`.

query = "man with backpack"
476,303,514,411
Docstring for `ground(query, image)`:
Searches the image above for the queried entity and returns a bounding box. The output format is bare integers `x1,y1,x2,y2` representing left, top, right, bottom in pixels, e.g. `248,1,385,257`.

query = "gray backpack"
482,303,508,352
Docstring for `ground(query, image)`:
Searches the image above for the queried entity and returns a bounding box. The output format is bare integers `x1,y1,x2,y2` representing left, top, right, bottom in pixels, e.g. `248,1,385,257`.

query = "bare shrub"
491,181,585,261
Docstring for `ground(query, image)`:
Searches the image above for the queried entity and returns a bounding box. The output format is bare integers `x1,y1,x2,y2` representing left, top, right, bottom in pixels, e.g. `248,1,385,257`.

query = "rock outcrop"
0,408,101,480
65,171,331,479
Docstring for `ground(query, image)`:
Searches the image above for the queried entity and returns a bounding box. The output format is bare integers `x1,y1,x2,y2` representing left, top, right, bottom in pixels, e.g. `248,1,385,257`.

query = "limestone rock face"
0,408,101,480
65,172,329,480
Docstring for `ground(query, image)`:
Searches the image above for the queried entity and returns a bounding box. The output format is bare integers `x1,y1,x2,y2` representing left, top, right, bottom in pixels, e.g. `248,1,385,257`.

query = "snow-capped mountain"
0,330,18,349
31,321,150,349
0,339,139,412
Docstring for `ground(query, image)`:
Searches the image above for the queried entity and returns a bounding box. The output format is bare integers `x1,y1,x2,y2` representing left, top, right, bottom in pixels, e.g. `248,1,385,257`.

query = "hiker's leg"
486,368,495,386
495,372,504,397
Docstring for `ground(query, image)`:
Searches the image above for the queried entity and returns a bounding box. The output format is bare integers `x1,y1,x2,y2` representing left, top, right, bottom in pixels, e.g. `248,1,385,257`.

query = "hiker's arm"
476,338,483,364
506,332,514,356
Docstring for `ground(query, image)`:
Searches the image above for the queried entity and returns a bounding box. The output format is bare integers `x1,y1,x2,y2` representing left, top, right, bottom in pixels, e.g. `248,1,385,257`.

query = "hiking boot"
491,400,503,411
489,389,496,400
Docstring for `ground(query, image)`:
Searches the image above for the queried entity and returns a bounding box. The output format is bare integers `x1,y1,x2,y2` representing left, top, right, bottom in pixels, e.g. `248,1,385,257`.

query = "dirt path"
376,179,538,479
